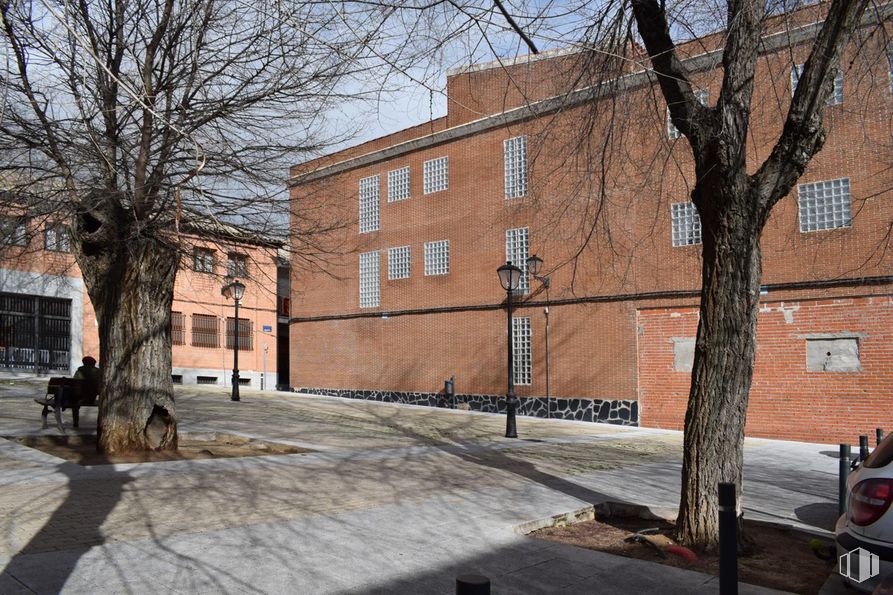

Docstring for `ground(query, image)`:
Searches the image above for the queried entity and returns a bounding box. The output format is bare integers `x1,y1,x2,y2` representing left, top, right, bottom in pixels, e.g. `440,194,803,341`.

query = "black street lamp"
221,277,246,402
526,254,551,418
497,261,522,438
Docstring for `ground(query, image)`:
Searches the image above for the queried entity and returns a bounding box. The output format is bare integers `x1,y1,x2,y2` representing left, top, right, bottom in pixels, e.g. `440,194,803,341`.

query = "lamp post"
221,277,246,402
525,255,551,418
497,261,522,438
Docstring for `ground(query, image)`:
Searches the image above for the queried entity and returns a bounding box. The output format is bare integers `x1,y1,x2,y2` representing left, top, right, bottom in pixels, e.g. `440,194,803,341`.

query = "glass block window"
226,317,253,351
667,89,709,140
227,253,248,278
359,251,380,308
671,202,702,246
505,227,530,293
513,316,532,386
387,246,411,280
423,156,448,194
194,248,214,273
44,223,70,252
191,314,219,348
887,43,893,94
792,64,844,105
424,240,450,276
1,216,27,246
798,178,851,232
359,174,380,233
171,311,185,345
504,136,528,199
387,167,410,202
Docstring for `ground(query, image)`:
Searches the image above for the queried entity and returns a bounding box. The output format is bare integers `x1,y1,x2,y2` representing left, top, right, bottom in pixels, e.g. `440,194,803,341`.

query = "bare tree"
340,0,888,547
0,0,364,453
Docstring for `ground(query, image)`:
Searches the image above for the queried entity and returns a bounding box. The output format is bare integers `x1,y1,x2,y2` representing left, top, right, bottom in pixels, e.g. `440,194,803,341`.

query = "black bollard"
860,435,870,461
878,428,885,447
839,444,851,517
456,574,490,595
719,482,738,595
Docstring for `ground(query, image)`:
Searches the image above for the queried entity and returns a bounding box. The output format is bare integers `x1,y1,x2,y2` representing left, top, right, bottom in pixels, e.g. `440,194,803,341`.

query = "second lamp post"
221,277,246,402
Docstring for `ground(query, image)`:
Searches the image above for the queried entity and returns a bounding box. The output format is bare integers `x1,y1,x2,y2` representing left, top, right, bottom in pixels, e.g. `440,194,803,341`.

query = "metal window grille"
667,89,709,140
191,314,219,348
504,136,528,199
359,175,380,233
0,293,71,371
44,223,71,252
671,202,702,246
513,316,532,386
225,317,253,350
798,178,852,232
387,167,410,202
227,253,248,278
171,311,185,345
1,217,27,246
193,248,214,273
792,64,844,105
424,240,449,276
388,246,411,280
505,227,530,293
423,156,448,194
359,251,380,308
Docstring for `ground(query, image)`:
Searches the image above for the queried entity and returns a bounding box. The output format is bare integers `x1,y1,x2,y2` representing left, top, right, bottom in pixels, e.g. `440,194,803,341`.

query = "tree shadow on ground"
0,449,131,593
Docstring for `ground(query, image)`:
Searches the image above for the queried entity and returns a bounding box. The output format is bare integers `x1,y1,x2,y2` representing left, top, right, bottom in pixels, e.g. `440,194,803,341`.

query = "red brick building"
0,215,283,390
288,14,893,443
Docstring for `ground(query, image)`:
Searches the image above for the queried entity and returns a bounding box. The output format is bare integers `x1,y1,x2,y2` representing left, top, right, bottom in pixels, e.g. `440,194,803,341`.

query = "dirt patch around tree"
530,506,835,594
5,433,313,465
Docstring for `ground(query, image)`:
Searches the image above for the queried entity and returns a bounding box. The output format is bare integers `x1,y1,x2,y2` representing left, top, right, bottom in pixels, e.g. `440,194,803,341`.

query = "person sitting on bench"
73,356,101,406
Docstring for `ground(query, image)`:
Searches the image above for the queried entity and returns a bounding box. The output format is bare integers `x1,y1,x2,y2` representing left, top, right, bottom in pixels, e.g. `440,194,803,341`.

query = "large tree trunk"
675,192,763,548
74,197,179,454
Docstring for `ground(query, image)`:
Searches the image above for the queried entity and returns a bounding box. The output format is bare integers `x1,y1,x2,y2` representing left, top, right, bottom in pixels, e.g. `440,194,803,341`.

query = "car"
836,432,893,593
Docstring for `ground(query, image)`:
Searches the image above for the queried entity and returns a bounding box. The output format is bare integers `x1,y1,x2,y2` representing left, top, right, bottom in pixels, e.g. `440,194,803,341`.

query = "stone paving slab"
0,381,837,593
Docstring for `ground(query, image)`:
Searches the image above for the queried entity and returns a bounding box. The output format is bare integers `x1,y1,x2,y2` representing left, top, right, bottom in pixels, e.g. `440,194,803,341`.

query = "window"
798,178,851,232
171,311,185,345
806,337,860,372
504,136,528,199
359,251,380,308
388,246,411,280
387,167,410,202
505,227,530,293
191,314,219,348
791,64,844,105
196,376,218,385
513,317,532,385
423,156,448,194
0,217,27,247
44,223,70,252
359,174,380,233
671,202,702,246
667,89,709,140
887,43,893,94
424,240,449,276
194,248,214,273
227,253,248,278
226,317,253,351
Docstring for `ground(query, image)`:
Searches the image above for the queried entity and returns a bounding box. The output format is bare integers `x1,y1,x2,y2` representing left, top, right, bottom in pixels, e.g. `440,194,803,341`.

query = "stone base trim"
295,387,638,426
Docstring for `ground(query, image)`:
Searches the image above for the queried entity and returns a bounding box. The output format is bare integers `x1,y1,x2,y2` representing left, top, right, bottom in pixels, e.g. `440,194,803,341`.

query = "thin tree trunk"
675,202,762,547
74,198,179,454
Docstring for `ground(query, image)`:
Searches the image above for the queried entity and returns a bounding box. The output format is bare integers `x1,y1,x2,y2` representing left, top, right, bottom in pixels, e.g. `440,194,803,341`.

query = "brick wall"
637,295,893,443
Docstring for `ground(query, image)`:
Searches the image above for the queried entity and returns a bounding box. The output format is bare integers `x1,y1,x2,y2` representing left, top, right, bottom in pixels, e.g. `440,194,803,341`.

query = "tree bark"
675,192,763,547
74,195,179,454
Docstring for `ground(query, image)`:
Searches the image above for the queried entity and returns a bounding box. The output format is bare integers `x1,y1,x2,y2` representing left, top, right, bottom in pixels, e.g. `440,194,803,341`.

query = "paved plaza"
0,380,840,593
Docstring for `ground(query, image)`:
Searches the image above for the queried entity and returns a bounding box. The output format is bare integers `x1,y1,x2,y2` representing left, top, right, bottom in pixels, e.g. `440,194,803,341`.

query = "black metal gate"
0,292,71,372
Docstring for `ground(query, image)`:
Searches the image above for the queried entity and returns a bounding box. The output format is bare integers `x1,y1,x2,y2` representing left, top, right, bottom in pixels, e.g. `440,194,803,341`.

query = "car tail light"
851,478,893,526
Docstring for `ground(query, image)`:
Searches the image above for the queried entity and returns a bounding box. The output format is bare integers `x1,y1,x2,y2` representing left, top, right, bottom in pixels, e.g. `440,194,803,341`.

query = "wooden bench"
34,377,98,431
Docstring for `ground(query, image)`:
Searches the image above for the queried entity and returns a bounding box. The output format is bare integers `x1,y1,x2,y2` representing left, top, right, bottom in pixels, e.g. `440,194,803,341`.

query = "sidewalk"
0,382,837,593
